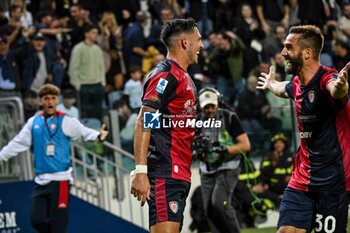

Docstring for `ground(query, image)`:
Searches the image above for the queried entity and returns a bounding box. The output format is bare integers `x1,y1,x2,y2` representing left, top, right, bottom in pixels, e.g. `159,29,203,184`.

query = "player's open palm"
257,66,275,90
131,173,150,206
334,62,350,89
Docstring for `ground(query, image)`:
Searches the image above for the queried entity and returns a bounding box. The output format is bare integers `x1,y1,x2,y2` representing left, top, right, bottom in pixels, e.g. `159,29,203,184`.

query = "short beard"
285,53,303,75
187,50,197,65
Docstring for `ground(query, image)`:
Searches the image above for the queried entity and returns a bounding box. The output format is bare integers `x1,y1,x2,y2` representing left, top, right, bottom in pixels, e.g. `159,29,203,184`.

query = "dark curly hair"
161,18,197,49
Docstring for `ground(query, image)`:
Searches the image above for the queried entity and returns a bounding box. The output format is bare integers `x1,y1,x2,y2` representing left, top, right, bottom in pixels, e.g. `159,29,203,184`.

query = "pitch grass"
242,223,350,233
241,227,275,233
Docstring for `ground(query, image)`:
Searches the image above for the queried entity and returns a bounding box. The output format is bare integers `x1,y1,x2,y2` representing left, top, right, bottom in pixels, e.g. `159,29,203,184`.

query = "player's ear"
180,36,187,49
303,48,312,60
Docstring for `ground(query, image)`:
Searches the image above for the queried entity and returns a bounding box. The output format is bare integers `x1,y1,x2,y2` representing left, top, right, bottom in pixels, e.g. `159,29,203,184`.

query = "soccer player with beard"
257,25,350,233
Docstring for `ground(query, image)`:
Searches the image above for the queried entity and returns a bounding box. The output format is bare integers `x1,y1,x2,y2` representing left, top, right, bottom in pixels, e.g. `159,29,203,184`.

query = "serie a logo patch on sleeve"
155,78,168,94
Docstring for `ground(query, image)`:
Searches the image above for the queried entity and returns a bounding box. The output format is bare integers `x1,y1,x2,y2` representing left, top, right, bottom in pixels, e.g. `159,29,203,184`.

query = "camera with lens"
192,133,228,168
192,133,212,160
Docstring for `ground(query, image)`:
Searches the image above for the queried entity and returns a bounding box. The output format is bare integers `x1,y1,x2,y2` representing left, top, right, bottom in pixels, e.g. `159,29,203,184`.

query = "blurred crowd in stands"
1,0,349,148
1,0,349,156
1,0,349,230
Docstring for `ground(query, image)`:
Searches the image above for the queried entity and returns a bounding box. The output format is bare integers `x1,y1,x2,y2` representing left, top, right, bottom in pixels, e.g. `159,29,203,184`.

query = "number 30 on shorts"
315,214,336,233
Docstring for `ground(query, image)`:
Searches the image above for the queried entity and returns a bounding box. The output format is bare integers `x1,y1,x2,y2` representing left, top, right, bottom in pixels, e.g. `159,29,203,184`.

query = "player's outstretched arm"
257,66,290,98
328,62,350,99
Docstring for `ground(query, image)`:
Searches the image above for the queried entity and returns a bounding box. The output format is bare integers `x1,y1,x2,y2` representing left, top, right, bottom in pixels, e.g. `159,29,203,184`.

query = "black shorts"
278,187,348,233
148,177,191,229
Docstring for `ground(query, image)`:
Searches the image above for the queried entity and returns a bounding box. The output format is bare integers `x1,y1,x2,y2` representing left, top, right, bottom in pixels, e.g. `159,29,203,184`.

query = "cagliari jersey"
285,65,350,192
142,59,197,182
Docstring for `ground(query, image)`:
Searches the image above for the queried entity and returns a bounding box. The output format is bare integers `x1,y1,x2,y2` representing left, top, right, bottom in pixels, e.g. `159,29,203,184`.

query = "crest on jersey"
169,201,179,214
307,91,316,103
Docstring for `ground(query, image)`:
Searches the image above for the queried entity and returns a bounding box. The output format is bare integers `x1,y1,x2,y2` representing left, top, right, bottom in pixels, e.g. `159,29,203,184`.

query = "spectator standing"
123,10,149,73
69,24,105,120
98,11,125,91
233,2,265,78
23,32,63,93
67,4,91,48
5,0,33,29
0,4,23,49
207,31,245,105
123,65,143,113
0,35,21,96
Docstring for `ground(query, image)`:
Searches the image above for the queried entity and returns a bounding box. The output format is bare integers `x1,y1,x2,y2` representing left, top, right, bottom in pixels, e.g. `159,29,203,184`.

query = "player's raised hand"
334,62,350,89
257,66,275,90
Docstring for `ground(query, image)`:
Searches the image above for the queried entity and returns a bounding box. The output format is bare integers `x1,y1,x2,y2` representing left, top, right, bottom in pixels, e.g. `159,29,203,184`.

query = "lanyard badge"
44,114,59,157
46,143,55,156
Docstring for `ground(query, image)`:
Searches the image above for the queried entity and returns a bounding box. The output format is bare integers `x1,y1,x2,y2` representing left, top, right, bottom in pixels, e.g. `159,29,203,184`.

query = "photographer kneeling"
194,88,250,233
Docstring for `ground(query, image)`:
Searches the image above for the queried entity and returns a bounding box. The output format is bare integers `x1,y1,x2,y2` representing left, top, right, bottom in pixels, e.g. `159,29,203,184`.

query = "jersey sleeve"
320,71,348,105
142,72,178,110
320,72,336,93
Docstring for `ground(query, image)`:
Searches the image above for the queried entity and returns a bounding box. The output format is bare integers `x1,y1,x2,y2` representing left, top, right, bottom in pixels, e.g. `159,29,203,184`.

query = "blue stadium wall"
0,181,147,233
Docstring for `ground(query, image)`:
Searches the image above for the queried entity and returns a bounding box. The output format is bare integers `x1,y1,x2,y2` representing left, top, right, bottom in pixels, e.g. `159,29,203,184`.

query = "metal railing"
70,140,148,229
0,97,33,181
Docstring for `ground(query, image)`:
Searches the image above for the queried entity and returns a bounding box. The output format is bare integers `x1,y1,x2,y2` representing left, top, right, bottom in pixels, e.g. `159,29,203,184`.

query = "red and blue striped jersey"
285,65,350,192
142,59,197,182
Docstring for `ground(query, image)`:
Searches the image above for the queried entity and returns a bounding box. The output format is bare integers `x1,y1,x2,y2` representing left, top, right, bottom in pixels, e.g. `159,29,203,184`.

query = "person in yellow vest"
252,133,293,207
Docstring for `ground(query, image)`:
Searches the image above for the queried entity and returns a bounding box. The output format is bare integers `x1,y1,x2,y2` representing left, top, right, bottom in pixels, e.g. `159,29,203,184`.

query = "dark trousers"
201,169,241,233
79,83,104,120
30,181,70,233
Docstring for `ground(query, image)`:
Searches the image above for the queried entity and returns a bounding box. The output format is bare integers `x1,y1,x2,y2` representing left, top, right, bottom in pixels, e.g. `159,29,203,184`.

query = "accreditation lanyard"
44,113,59,156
